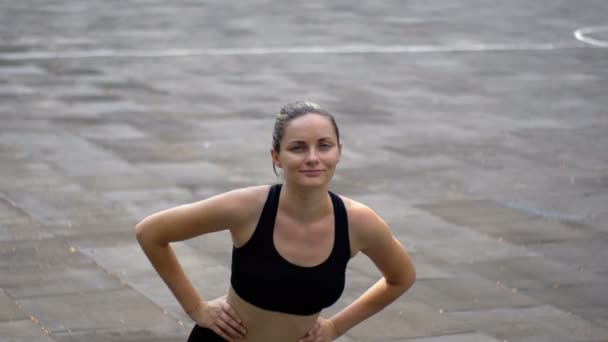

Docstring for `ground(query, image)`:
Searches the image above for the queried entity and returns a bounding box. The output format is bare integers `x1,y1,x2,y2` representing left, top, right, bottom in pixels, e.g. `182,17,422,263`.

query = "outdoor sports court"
1,1,607,341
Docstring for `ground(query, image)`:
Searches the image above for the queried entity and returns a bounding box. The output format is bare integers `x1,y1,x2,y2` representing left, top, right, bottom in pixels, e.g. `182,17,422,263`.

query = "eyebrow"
287,137,333,144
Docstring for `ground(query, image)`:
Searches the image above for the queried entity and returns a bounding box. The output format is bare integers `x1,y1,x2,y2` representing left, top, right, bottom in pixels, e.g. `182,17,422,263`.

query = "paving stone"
534,236,608,272
137,161,239,188
0,290,28,321
75,172,172,192
16,288,185,334
1,182,133,229
399,332,501,342
404,257,471,279
391,207,502,247
416,200,535,227
414,236,539,265
94,138,215,163
2,263,124,299
0,161,71,190
52,328,188,342
0,197,54,241
521,283,608,319
42,217,137,238
467,216,592,245
64,123,146,140
53,159,136,178
334,299,464,340
77,240,220,281
459,256,608,290
77,240,228,321
346,192,423,228
408,277,541,311
0,63,46,75
60,100,148,116
0,320,56,342
64,231,136,253
101,187,194,220
447,305,608,342
183,229,234,263
0,238,93,268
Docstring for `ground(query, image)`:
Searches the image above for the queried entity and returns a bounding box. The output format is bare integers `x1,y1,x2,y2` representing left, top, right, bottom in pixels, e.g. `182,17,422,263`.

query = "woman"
136,101,416,341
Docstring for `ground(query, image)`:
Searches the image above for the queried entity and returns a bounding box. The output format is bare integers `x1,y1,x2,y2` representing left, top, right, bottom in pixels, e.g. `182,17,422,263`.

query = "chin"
292,176,331,188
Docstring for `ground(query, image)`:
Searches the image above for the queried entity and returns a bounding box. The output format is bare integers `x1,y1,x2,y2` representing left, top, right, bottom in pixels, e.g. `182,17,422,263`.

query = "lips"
300,170,324,176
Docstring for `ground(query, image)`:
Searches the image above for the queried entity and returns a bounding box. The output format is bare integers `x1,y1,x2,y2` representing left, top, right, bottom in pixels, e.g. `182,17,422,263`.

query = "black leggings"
187,324,227,342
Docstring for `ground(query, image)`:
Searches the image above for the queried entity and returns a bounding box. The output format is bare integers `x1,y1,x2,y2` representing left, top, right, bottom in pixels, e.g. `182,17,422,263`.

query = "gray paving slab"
534,235,608,272
447,305,608,342
399,332,501,342
0,320,56,342
15,288,186,334
0,238,93,268
1,263,125,299
51,329,187,342
333,299,465,341
522,283,608,320
408,277,541,312
466,216,593,245
457,256,608,290
0,290,28,321
101,187,195,220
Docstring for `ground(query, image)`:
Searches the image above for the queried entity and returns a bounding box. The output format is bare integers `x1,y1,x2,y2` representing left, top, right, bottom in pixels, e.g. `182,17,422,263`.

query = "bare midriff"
226,287,320,342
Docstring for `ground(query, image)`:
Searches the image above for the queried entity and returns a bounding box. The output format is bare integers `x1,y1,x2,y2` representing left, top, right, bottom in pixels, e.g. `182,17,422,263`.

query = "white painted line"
574,26,608,47
0,42,585,60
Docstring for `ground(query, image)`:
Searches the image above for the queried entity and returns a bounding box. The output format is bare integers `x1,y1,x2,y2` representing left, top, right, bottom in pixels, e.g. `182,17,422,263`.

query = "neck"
279,183,332,222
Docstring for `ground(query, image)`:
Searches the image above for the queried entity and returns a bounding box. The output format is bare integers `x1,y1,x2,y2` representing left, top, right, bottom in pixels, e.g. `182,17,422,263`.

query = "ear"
270,148,282,168
337,142,343,163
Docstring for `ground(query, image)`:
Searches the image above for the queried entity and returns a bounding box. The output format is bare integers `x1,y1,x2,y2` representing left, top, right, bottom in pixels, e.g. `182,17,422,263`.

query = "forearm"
330,278,410,336
136,234,202,314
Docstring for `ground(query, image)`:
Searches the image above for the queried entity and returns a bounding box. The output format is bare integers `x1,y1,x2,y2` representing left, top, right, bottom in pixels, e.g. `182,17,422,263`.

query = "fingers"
221,301,243,325
220,311,247,336
220,302,246,335
298,322,320,342
211,302,246,341
198,298,246,341
215,319,244,341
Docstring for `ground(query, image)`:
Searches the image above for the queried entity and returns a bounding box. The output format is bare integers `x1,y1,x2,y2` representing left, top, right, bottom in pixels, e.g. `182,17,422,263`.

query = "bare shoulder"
338,195,391,253
205,184,271,221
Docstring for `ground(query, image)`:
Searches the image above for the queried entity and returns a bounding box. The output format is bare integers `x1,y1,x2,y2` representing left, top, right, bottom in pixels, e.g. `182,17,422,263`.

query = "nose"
305,148,320,164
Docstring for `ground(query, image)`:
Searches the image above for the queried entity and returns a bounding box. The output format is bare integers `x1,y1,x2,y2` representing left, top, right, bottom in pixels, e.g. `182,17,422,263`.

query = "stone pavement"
1,1,608,341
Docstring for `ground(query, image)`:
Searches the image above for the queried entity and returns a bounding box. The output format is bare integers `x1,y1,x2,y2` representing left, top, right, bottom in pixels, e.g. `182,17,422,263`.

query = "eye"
319,142,333,150
289,145,304,152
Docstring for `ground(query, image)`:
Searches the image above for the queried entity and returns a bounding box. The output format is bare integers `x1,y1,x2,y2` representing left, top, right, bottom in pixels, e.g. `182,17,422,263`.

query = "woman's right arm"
135,187,259,339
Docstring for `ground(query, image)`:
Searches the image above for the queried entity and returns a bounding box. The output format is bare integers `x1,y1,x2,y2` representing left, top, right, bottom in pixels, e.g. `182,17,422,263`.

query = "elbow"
134,221,146,243
134,219,168,248
405,266,416,291
135,220,154,246
394,263,416,293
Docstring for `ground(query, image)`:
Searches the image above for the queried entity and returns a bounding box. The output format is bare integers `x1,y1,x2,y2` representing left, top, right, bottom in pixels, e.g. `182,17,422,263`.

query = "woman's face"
271,113,341,188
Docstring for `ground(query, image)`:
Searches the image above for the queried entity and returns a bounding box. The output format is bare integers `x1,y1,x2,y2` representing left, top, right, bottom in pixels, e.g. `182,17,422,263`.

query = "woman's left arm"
298,204,416,342
329,205,416,339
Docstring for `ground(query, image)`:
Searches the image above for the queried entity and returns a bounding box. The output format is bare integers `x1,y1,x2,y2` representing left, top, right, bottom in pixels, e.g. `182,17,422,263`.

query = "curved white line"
574,26,608,47
0,42,577,60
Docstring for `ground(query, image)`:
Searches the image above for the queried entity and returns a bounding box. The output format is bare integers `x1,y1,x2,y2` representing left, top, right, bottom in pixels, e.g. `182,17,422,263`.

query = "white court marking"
0,42,592,60
574,26,608,47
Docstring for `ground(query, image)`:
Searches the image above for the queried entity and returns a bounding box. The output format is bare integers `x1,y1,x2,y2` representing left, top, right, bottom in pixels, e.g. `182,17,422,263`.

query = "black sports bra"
230,184,351,316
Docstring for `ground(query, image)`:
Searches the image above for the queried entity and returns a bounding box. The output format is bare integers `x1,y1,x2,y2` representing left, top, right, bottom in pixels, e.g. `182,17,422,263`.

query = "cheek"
321,153,340,166
283,154,305,167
